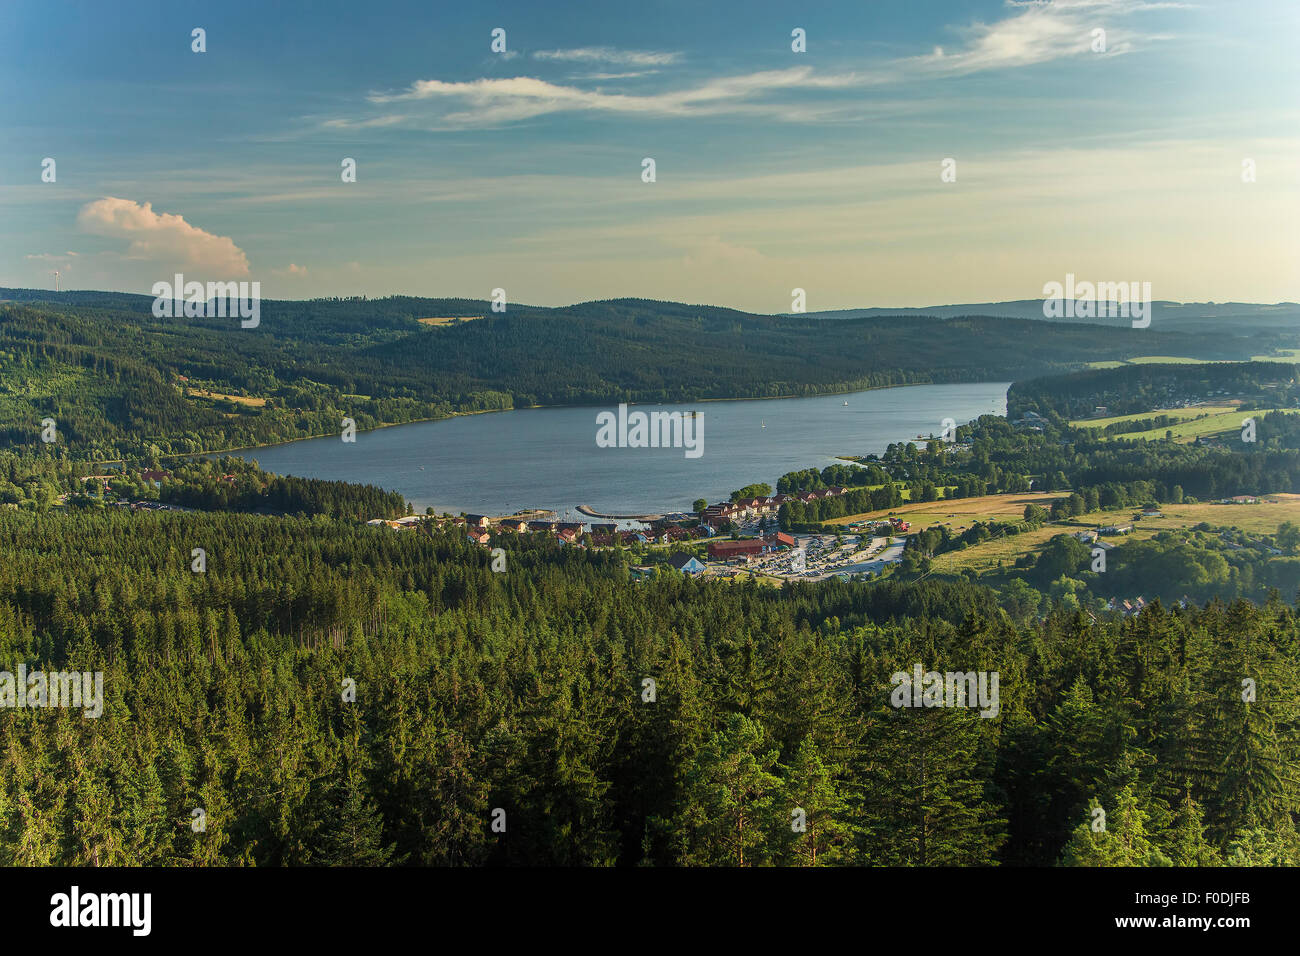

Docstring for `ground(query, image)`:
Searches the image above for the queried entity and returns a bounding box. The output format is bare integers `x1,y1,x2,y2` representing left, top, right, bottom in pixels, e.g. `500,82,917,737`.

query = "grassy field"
1084,356,1216,369
186,388,267,407
929,495,1300,573
1111,407,1299,443
830,491,1065,533
416,316,483,326
929,524,1069,574
1251,349,1300,362
1084,352,1299,371
1070,404,1237,430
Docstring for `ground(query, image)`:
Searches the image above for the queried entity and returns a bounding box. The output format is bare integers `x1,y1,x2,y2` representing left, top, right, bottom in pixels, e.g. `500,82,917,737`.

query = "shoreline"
576,504,665,521
128,377,976,465
89,380,1007,517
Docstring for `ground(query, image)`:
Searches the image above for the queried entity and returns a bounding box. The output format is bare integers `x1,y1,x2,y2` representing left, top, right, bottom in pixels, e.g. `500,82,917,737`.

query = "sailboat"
843,401,849,406
761,420,766,428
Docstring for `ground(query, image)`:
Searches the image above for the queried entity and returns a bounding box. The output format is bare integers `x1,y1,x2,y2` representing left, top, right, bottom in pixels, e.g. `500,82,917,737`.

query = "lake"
230,382,1009,518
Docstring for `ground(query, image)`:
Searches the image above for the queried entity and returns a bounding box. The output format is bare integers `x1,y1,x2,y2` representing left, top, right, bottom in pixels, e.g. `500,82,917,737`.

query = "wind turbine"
50,271,60,292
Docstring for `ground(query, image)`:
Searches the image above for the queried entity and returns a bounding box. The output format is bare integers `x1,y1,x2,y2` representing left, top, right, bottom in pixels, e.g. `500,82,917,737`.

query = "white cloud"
910,0,1189,75
365,68,865,127
76,198,250,276
334,0,1184,131
533,47,681,66
321,114,409,130
570,71,658,81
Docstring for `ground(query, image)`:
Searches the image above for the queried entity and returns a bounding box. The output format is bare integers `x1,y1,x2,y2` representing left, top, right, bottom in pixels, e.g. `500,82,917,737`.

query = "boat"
761,420,766,428
843,401,849,406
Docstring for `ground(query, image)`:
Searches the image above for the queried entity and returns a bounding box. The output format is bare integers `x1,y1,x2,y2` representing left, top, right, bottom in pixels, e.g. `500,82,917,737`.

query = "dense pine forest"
1,513,1296,866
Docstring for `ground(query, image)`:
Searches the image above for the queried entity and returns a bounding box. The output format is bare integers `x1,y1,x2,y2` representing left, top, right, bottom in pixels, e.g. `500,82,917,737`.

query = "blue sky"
2,0,1297,309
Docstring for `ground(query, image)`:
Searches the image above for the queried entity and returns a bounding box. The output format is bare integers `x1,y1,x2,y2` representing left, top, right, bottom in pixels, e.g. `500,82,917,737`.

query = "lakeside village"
372,475,1283,591
370,485,915,583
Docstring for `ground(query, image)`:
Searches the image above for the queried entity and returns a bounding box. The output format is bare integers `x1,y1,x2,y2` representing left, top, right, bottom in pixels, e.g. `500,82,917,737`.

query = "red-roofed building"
706,539,770,561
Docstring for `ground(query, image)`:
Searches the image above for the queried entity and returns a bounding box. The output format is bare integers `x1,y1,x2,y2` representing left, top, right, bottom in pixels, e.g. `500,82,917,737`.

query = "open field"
1085,352,1300,370
1084,356,1216,369
930,495,1300,573
1251,349,1300,362
416,316,484,326
928,525,1069,574
829,492,1066,533
1070,404,1237,429
185,388,267,407
1111,407,1299,442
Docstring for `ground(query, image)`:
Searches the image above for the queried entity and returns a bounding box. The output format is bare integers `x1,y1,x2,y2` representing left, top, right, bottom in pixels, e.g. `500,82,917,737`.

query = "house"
667,553,707,575
466,529,490,545
1012,411,1046,431
1072,529,1099,542
768,531,797,549
466,514,491,529
706,539,770,561
501,519,529,533
557,528,579,543
141,469,171,486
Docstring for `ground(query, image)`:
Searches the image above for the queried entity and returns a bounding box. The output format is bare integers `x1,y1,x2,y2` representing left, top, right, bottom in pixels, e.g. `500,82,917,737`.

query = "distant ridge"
796,299,1300,333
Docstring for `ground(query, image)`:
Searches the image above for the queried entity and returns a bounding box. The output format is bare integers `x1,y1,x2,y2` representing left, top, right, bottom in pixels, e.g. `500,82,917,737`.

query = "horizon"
3,0,1298,309
4,283,1299,314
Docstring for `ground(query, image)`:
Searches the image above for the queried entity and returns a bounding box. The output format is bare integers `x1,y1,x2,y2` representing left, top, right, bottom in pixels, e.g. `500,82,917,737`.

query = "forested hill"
1009,362,1300,421
0,289,1271,459
804,299,1300,335
2,515,1296,866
